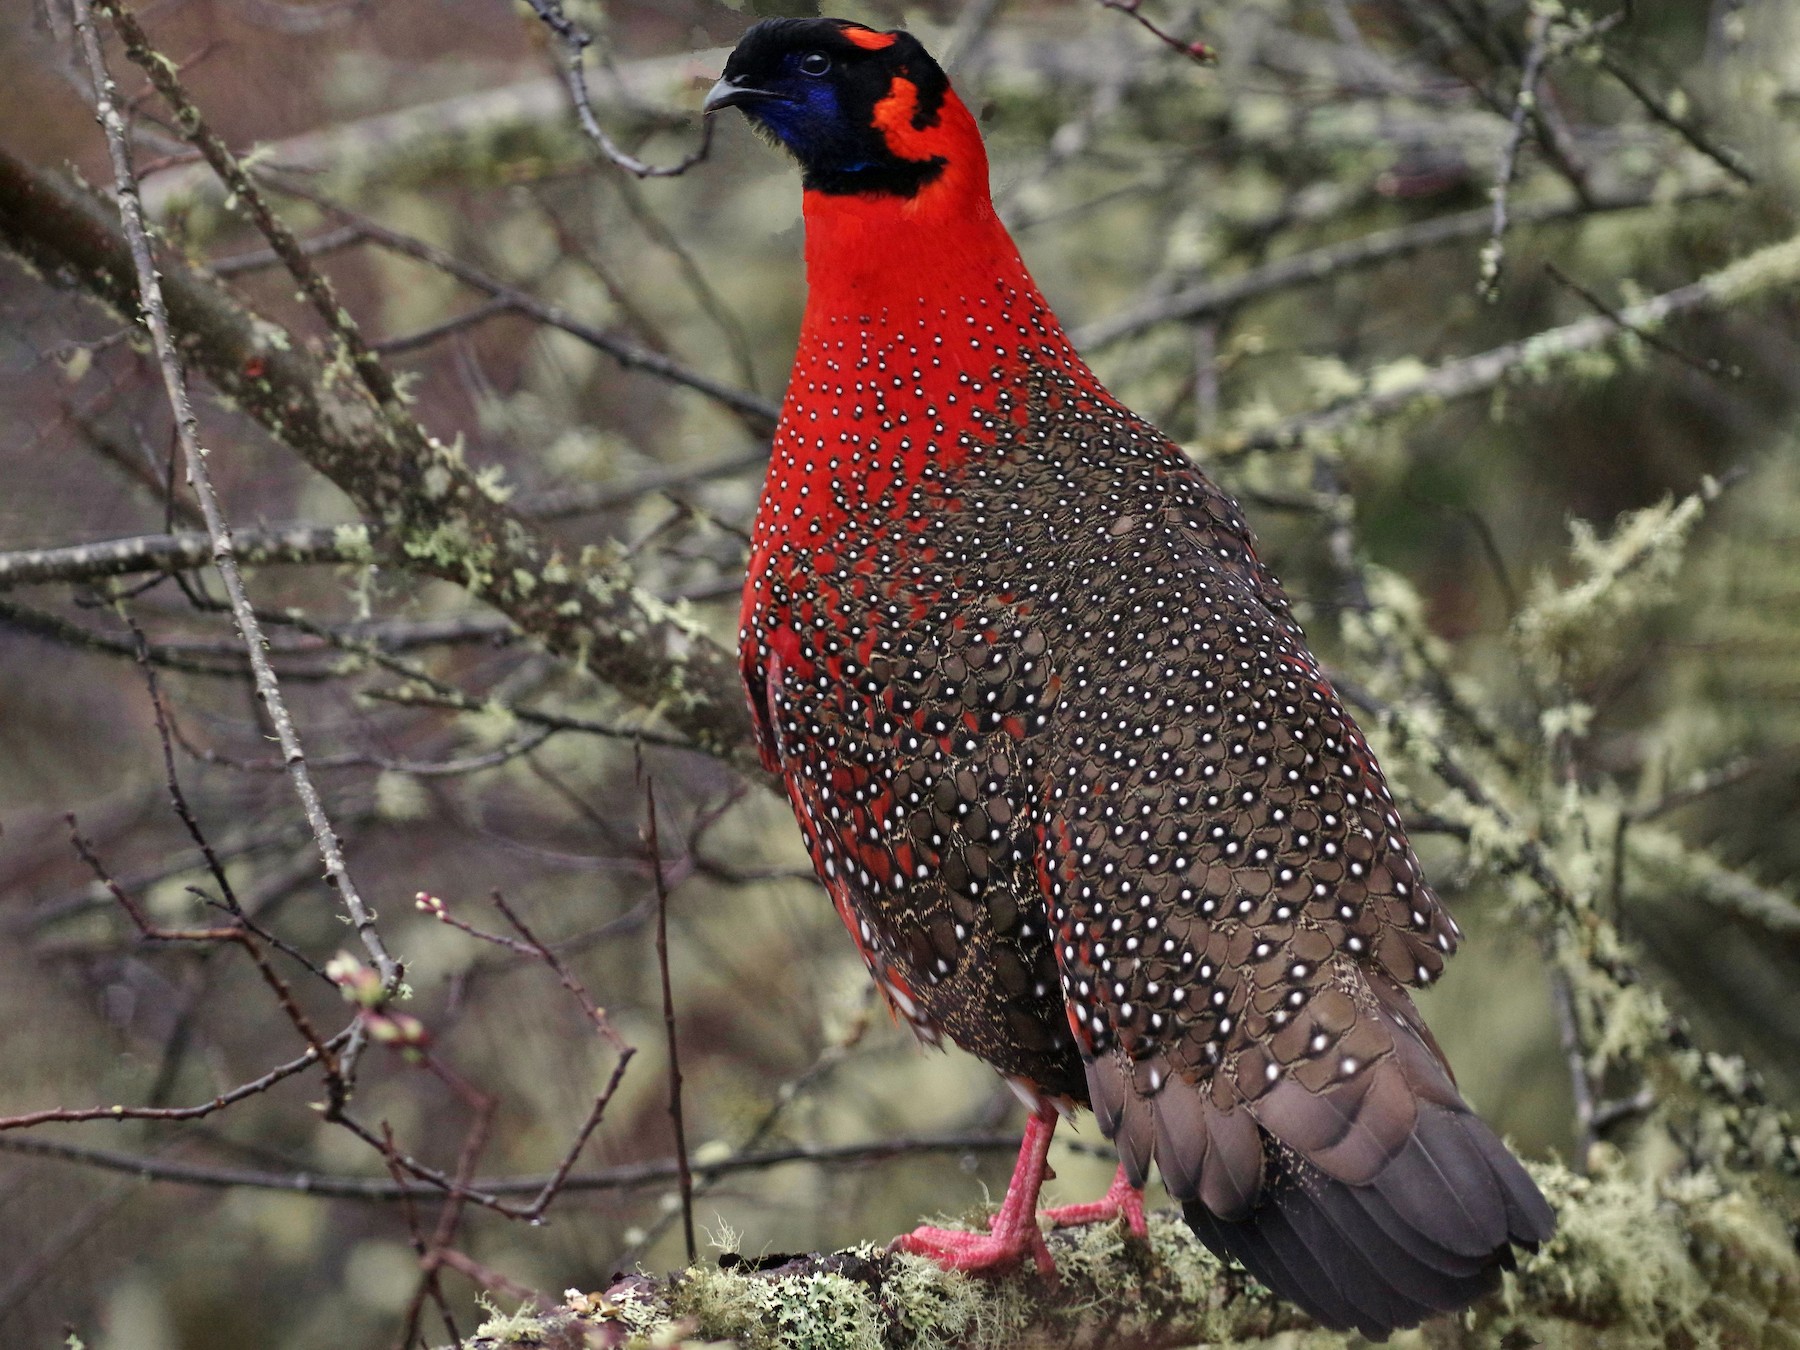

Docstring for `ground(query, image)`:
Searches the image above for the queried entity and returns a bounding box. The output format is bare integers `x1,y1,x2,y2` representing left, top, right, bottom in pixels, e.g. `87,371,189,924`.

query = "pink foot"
892,1109,1060,1277
1041,1162,1149,1239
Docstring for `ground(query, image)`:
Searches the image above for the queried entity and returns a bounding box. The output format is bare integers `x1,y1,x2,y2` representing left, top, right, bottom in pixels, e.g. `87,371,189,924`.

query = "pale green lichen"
374,770,431,823
471,1295,560,1344
330,522,376,562
1514,490,1710,687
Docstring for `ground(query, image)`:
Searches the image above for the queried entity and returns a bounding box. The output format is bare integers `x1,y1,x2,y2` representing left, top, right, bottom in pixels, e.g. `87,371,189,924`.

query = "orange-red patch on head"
871,75,939,162
839,24,897,50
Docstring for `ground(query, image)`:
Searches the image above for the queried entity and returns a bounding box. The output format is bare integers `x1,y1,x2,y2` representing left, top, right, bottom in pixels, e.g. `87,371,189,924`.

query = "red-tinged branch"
0,1037,349,1132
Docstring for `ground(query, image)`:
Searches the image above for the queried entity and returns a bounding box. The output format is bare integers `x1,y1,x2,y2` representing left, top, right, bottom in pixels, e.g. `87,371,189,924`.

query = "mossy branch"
457,1163,1800,1350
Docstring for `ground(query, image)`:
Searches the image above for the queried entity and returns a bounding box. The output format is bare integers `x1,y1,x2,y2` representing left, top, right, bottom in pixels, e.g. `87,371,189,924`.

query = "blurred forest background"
1,0,1798,1346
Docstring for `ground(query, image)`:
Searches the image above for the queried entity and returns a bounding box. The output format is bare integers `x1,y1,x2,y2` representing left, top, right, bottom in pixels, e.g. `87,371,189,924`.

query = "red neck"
799,90,1026,317
772,89,1087,498
749,87,1100,589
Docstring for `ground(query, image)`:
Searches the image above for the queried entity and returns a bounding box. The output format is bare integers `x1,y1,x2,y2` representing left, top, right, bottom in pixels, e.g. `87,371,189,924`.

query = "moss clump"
673,1258,883,1350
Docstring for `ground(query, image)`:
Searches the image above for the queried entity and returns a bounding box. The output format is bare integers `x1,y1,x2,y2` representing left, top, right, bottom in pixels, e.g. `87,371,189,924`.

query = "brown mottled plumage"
714,17,1554,1337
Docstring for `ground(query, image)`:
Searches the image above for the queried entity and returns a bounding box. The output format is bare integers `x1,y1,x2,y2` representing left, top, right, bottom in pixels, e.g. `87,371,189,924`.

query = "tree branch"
458,1163,1800,1349
0,140,764,776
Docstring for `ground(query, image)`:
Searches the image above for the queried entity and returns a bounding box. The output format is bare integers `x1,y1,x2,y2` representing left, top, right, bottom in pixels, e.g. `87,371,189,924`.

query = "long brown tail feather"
1181,1103,1554,1340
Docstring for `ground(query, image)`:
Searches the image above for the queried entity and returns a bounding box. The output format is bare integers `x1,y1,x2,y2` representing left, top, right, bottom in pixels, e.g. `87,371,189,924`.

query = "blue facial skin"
741,58,879,179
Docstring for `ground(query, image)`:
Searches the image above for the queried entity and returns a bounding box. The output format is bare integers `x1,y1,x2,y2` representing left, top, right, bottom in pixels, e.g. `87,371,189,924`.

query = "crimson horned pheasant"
707,18,1554,1338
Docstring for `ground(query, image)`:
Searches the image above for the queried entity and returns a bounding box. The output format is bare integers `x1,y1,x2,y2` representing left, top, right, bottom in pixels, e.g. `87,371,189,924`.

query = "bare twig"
478,889,638,1221
1598,49,1755,186
1094,0,1215,63
0,595,291,678
366,684,701,754
1630,748,1800,823
372,296,515,356
264,178,779,434
0,1033,349,1131
208,222,365,277
1545,260,1744,381
517,0,716,178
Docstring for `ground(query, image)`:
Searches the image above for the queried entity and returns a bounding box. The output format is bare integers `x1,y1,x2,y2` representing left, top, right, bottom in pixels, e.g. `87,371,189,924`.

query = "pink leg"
1041,1162,1149,1238
892,1109,1059,1276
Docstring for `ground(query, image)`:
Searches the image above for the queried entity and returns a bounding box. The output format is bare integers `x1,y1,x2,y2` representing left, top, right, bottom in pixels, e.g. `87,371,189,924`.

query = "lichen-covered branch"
0,523,376,588
1216,228,1800,457
1067,184,1731,351
456,1164,1800,1349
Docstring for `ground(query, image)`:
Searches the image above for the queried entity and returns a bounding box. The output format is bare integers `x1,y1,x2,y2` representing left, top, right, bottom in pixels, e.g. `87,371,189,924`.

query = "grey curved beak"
704,78,780,114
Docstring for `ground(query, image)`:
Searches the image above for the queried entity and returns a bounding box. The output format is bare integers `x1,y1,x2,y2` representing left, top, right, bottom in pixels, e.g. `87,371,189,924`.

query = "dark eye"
799,51,832,76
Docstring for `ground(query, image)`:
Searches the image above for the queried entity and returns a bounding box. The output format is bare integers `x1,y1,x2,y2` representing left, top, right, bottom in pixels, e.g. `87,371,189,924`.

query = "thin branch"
646,783,696,1266
1478,6,1553,300
0,595,287,678
482,890,638,1220
383,1121,468,1350
0,522,375,588
0,1130,1024,1200
1598,49,1756,186
1545,260,1744,381
372,296,515,356
265,178,779,434
1629,748,1800,822
364,684,702,755
1094,0,1216,63
519,446,769,522
0,1033,350,1131
208,221,365,277
70,0,400,988
97,0,425,439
